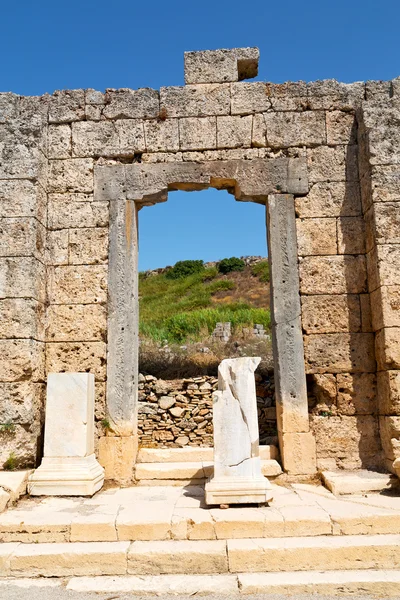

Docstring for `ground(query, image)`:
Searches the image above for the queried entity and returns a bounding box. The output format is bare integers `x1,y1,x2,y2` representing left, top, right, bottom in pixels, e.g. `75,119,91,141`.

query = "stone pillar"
267,194,317,475
205,357,272,505
28,373,104,496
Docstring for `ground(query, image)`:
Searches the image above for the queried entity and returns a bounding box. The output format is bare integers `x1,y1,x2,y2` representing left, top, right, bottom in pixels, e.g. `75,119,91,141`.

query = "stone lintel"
184,47,259,84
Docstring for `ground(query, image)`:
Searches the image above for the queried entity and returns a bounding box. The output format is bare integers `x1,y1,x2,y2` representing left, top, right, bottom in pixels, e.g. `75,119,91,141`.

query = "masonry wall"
1,71,399,474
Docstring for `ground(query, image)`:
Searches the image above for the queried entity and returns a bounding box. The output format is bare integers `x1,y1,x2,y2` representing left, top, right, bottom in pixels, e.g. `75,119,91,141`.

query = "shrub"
252,260,270,283
201,267,218,281
217,257,245,274
207,279,235,294
165,260,204,280
3,452,17,471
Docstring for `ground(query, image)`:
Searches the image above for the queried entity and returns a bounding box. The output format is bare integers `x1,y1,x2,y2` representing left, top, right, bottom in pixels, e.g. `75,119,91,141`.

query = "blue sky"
2,0,399,270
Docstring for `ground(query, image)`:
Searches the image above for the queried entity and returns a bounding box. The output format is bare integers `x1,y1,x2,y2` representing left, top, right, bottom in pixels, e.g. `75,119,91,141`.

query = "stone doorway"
96,158,317,481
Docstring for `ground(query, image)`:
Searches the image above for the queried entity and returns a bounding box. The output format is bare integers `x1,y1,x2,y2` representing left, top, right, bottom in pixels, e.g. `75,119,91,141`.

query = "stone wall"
137,373,276,448
1,46,399,477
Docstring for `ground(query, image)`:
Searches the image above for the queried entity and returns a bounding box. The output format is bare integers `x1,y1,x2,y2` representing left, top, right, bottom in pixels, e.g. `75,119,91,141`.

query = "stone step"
1,535,400,578
322,469,399,495
135,459,282,482
137,445,279,463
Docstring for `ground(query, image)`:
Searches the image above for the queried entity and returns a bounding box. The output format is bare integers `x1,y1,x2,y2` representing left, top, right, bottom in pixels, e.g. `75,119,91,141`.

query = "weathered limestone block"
0,217,45,259
0,298,45,340
115,120,146,154
103,88,159,119
46,342,107,381
307,145,358,183
0,257,46,302
265,81,308,111
69,228,108,264
295,182,361,218
46,230,69,265
311,414,382,470
48,265,107,304
205,357,272,505
367,246,400,293
299,256,367,295
179,117,217,151
0,381,44,425
29,373,104,495
0,340,45,382
369,202,400,246
360,294,373,332
98,436,137,484
279,432,317,475
216,115,252,149
231,82,271,115
0,423,41,469
301,295,361,334
0,92,18,123
48,125,72,158
160,84,230,118
296,218,337,256
371,286,400,330
49,90,85,123
144,119,179,152
337,217,365,254
48,194,108,229
336,373,377,415
264,111,326,148
379,416,400,461
304,333,376,373
367,124,400,166
326,111,357,145
251,114,266,147
46,304,106,342
0,130,43,179
184,47,259,84
72,121,120,157
365,80,392,100
375,327,400,370
48,158,94,193
308,373,337,410
307,80,364,110
377,370,400,415
0,180,46,224
367,165,400,203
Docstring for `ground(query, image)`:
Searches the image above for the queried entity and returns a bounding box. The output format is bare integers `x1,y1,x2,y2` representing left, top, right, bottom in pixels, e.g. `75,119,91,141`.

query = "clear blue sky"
2,0,399,270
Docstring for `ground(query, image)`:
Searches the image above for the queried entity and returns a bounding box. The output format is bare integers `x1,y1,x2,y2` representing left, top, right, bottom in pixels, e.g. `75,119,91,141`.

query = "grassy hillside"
139,259,271,344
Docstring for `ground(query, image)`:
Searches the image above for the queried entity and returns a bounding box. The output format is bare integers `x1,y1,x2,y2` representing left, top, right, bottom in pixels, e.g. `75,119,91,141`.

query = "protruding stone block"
205,357,272,506
184,47,259,84
28,373,104,496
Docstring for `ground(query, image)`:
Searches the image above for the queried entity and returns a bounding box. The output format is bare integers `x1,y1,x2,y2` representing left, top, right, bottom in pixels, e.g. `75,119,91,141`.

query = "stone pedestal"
28,373,104,496
205,357,273,505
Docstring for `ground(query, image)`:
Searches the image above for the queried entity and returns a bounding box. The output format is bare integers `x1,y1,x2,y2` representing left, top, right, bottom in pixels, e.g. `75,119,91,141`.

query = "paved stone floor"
1,482,400,542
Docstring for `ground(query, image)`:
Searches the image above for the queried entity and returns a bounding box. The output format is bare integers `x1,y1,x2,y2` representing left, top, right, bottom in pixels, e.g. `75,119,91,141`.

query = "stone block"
301,295,361,334
103,88,159,119
0,422,41,470
296,217,337,256
368,246,400,292
72,121,119,157
295,182,361,218
0,92,18,123
231,82,271,114
98,436,137,483
48,265,107,304
252,114,266,147
377,370,400,416
0,298,45,340
49,90,85,123
184,47,259,84
307,145,358,184
299,255,367,295
216,115,252,149
308,373,337,409
48,125,72,158
336,373,377,416
0,180,46,224
379,416,400,461
48,194,108,229
307,80,364,110
128,540,228,575
160,84,230,118
115,119,146,154
0,489,10,513
311,414,382,469
369,164,400,203
0,381,44,425
326,111,357,145
337,217,365,255
46,230,69,265
46,304,106,342
265,81,308,111
0,257,46,302
279,432,317,475
376,327,400,370
68,227,108,265
179,117,216,151
371,286,400,330
264,111,326,148
0,470,32,505
304,333,375,374
48,158,94,193
322,469,398,494
144,119,179,152
46,342,107,380
368,126,400,167
0,339,45,382
0,217,45,259
360,294,373,332
372,202,400,245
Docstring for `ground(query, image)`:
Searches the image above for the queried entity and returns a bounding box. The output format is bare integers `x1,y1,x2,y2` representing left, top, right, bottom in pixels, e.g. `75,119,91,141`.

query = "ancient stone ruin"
1,46,400,484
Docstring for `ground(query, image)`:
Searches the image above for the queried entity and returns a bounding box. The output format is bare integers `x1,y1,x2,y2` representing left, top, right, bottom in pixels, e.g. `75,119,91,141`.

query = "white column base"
205,476,273,505
28,454,104,496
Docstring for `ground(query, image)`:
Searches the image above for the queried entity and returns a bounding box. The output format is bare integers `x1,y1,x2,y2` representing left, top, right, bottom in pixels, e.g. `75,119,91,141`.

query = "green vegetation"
251,260,270,283
165,259,204,279
217,257,245,274
3,452,17,471
0,422,16,434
